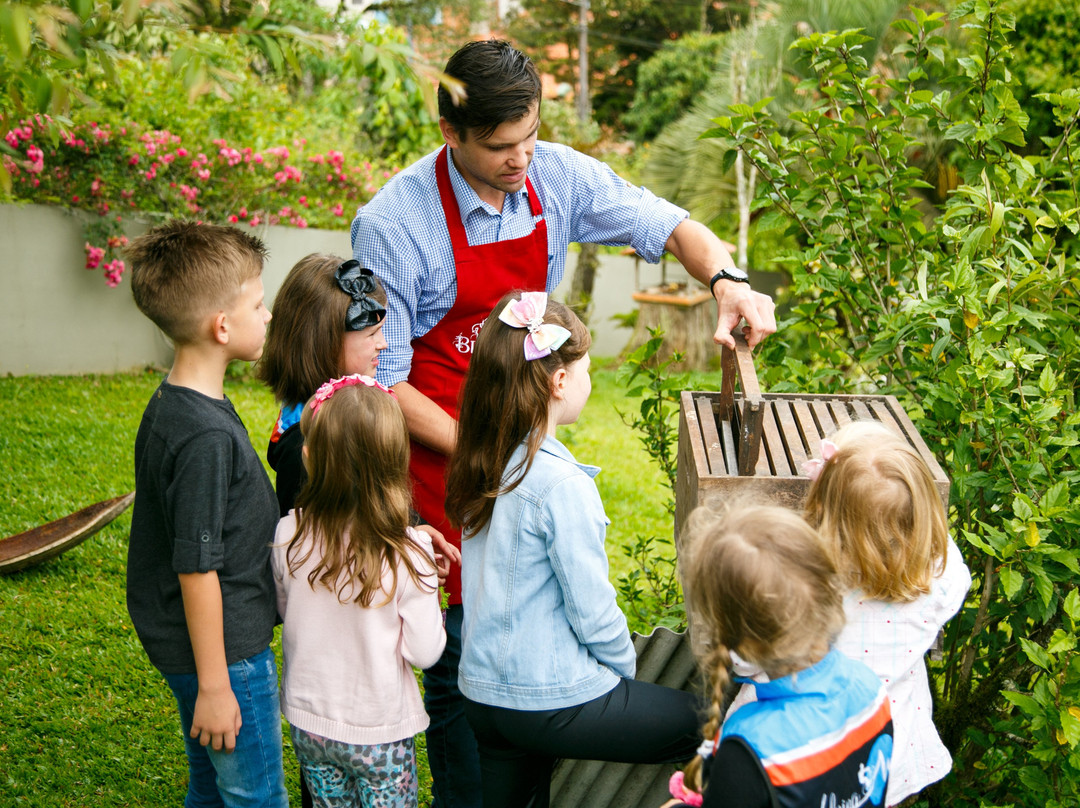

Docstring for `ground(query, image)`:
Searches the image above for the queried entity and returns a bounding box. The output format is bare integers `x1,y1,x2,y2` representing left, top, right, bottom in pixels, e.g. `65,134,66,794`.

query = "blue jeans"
423,604,482,808
163,645,288,808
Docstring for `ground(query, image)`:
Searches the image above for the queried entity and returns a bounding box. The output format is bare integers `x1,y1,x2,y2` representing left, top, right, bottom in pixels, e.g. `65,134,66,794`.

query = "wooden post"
624,289,715,372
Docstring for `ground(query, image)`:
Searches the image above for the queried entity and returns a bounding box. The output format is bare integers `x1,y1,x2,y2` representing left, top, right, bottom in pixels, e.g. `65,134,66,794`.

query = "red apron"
409,146,549,603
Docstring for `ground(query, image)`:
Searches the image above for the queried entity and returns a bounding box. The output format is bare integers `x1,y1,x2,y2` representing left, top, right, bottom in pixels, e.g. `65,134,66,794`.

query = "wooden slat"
829,400,854,429
761,403,792,476
868,399,905,437
718,345,736,422
737,398,765,477
0,492,135,573
850,399,875,422
679,391,708,479
791,399,819,450
718,416,739,477
695,395,726,475
695,471,810,510
732,336,765,476
733,335,762,401
774,401,809,475
808,400,836,439
676,392,705,544
753,405,774,476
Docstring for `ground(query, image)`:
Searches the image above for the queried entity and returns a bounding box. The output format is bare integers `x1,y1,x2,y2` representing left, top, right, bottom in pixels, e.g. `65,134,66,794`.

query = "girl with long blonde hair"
804,421,971,805
666,503,893,808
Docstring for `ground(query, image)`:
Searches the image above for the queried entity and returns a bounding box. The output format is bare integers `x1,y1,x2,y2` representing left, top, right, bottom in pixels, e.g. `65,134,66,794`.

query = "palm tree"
641,0,911,267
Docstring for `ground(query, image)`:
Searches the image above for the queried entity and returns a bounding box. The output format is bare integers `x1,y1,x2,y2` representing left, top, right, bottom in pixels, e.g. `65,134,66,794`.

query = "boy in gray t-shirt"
126,221,287,807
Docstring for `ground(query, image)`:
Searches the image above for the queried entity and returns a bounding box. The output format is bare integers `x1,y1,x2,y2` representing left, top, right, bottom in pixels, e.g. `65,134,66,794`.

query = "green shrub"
1006,0,1080,144
705,3,1080,803
624,33,728,143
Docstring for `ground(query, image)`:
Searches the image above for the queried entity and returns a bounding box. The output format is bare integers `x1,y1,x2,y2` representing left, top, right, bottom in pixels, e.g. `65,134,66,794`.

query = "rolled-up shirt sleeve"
563,148,688,262
166,431,231,573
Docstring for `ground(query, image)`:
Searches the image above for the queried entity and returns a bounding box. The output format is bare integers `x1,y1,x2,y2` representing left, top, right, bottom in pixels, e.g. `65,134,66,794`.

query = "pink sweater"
272,513,446,746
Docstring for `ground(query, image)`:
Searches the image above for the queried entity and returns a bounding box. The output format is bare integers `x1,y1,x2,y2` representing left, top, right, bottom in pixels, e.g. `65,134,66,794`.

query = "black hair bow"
335,260,386,331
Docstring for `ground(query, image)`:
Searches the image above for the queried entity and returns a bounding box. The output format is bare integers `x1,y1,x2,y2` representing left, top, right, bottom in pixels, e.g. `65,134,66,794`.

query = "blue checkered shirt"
350,140,688,387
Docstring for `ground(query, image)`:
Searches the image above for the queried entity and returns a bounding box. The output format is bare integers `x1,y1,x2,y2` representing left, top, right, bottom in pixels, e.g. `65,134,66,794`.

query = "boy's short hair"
438,39,542,141
127,220,268,345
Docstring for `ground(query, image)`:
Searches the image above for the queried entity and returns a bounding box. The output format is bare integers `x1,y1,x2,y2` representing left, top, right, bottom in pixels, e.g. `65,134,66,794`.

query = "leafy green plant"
617,329,689,508
1005,0,1080,144
705,3,1080,803
613,329,690,631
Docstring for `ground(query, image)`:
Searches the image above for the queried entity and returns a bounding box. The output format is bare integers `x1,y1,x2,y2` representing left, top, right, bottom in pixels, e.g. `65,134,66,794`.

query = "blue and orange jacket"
722,648,893,808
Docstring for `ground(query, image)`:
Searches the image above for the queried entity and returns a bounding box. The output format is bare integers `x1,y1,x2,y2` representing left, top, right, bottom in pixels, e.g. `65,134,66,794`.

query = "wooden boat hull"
0,492,135,574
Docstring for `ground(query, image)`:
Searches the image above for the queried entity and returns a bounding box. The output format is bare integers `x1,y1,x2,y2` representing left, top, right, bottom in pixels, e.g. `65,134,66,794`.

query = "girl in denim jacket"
445,292,701,808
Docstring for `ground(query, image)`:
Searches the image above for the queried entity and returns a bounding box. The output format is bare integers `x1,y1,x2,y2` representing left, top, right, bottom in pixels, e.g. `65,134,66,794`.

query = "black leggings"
463,678,703,808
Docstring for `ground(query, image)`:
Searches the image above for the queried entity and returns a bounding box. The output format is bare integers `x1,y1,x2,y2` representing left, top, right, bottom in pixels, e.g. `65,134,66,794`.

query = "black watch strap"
709,267,750,294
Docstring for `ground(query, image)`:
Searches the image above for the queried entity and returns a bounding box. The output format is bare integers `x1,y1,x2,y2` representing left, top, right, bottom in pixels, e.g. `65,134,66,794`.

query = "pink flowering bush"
3,115,400,287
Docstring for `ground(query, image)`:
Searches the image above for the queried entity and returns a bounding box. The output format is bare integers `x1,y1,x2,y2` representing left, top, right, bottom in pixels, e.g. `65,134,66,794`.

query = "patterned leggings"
289,726,418,808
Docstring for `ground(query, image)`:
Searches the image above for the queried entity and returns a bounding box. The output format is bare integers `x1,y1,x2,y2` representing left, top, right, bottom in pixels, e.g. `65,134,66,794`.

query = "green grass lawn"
0,360,705,805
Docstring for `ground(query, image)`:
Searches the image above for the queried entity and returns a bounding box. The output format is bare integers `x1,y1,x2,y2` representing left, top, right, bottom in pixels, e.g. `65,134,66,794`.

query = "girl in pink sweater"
272,375,446,807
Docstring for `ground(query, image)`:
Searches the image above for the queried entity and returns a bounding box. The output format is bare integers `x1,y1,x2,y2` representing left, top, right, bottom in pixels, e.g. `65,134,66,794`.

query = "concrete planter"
1,204,351,376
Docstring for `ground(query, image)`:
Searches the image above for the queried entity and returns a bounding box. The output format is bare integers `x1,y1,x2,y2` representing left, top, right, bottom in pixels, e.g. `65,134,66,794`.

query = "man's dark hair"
438,39,542,141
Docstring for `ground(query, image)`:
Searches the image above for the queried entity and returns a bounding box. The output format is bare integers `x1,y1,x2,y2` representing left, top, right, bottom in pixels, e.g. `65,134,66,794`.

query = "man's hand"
711,278,776,350
391,381,458,456
663,219,777,350
190,682,242,752
415,523,461,586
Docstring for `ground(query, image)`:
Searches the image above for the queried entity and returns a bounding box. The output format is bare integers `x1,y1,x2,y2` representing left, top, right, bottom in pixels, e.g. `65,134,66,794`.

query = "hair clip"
335,259,386,332
802,438,838,480
310,374,396,415
668,771,703,807
497,292,571,360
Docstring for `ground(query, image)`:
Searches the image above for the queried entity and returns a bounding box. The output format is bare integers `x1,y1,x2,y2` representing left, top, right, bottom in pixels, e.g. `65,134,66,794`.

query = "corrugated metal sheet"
550,626,701,808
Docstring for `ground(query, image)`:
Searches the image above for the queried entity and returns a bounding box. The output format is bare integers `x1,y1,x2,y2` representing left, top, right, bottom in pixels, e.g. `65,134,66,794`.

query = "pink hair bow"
802,439,838,480
310,373,396,415
497,292,571,360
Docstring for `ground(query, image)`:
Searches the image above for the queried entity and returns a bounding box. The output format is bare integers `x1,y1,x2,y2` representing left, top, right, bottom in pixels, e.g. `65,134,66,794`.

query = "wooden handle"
718,333,763,414
717,333,765,476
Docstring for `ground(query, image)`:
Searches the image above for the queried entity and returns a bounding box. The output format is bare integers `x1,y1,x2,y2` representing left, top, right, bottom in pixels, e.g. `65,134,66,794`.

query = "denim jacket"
459,434,636,710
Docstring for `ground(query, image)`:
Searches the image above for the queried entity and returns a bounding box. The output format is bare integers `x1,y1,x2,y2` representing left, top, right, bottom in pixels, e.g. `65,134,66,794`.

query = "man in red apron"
351,40,776,808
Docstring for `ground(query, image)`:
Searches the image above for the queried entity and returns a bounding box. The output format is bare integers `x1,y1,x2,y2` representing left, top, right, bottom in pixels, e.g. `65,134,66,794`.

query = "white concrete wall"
0,204,352,376
2,203,779,376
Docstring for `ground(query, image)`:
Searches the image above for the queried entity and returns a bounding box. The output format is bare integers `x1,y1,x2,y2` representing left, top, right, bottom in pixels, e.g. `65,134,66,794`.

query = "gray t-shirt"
127,379,278,674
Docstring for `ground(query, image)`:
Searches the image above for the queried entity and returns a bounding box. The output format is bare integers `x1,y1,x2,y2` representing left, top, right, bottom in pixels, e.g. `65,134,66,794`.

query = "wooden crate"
674,335,950,547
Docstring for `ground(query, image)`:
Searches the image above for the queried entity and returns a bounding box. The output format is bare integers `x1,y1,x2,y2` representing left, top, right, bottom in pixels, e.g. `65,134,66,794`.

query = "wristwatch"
709,267,750,295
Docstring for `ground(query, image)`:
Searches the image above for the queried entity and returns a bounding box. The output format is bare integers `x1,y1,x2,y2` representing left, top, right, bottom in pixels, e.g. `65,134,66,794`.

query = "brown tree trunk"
567,242,599,325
